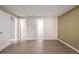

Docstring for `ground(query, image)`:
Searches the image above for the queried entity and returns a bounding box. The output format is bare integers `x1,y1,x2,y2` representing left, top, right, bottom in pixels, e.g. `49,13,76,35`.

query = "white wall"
44,17,58,40
0,10,16,50
19,16,58,40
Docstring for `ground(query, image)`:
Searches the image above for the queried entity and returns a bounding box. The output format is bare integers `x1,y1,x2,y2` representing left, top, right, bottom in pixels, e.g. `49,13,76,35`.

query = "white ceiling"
3,5,76,17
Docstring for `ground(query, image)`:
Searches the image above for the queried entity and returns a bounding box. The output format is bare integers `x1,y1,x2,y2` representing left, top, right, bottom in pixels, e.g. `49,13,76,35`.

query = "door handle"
0,32,2,34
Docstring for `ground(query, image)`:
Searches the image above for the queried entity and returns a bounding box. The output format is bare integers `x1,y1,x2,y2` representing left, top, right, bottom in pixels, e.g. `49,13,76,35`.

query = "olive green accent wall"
58,6,79,50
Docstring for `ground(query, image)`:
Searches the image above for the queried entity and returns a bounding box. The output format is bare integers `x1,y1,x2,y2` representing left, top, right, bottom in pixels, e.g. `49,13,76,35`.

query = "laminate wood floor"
0,40,78,54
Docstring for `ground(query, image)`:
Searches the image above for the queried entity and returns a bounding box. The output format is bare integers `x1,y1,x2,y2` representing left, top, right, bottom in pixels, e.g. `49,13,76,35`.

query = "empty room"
0,5,79,54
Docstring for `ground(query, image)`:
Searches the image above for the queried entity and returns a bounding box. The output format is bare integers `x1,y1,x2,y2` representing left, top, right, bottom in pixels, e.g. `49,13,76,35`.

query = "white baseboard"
23,38,36,40
58,39,79,53
44,38,58,40
0,42,10,51
23,38,58,40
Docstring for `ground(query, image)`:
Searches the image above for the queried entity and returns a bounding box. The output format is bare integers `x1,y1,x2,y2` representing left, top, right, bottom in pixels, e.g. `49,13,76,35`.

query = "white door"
37,19,44,39
0,11,10,50
19,19,27,40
